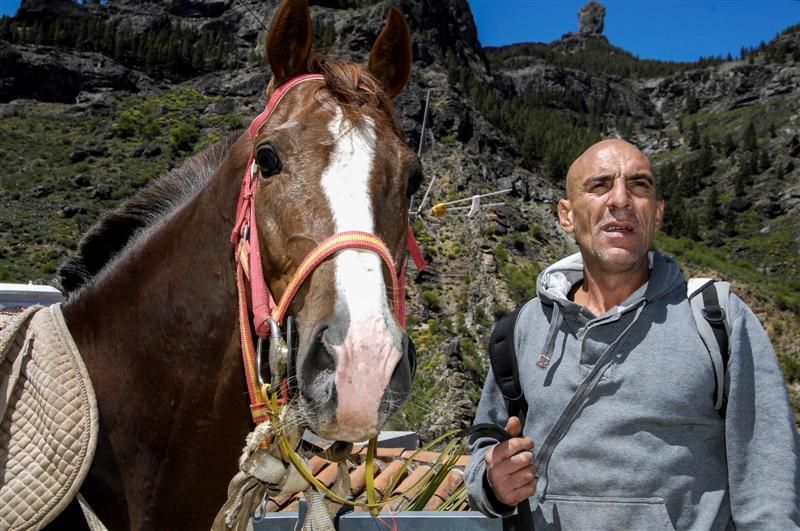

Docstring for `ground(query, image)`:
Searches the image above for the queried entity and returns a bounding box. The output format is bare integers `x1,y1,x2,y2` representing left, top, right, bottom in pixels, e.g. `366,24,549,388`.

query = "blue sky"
467,0,800,61
1,0,798,62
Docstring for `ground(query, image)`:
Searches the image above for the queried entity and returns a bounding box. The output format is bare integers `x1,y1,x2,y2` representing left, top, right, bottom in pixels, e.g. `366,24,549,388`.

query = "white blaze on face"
320,107,402,440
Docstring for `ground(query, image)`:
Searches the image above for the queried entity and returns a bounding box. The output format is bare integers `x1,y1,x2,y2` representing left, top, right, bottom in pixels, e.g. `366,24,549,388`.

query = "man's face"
558,140,664,274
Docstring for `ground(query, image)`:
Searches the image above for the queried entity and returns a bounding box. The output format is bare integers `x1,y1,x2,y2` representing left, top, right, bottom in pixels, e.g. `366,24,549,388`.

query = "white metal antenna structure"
430,189,512,218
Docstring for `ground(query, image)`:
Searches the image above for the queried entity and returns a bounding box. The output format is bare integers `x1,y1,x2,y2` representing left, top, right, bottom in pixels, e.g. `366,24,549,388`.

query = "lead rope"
76,494,109,531
214,390,467,530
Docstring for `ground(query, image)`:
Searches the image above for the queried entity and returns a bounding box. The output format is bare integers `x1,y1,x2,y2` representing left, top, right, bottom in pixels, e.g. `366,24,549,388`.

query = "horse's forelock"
310,57,403,137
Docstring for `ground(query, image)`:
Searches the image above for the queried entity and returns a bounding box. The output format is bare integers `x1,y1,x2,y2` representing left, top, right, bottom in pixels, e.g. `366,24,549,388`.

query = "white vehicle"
0,283,64,310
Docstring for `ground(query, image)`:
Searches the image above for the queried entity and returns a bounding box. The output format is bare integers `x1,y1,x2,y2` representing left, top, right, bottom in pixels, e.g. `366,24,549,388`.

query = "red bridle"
230,74,426,425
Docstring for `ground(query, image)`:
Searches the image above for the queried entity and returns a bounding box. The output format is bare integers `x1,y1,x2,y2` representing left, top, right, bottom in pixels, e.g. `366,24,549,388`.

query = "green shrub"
779,353,800,383
169,123,199,152
115,108,151,139
506,262,540,304
422,290,442,312
474,305,489,327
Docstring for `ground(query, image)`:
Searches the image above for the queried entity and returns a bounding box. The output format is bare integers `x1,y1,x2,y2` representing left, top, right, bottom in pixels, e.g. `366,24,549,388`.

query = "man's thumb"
504,416,522,437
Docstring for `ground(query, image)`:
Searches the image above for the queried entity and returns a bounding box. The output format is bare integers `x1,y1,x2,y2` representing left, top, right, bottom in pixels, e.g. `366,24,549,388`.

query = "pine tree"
704,186,721,226
657,161,677,200
102,21,114,53
723,133,736,156
742,121,757,152
688,121,700,150
698,143,715,176
685,211,700,241
722,207,737,237
662,197,685,236
747,151,759,176
685,91,699,114
678,160,701,196
735,168,747,196
759,149,771,172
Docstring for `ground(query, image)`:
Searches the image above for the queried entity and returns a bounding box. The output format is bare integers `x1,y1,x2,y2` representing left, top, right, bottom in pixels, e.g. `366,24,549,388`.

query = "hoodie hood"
537,250,686,311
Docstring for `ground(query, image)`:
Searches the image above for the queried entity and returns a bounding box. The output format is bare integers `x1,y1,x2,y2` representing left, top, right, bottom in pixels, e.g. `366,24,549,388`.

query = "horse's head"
249,0,420,442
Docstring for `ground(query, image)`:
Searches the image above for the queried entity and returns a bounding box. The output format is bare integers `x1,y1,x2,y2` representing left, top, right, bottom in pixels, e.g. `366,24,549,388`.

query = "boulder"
729,197,752,212
92,184,113,200
0,42,147,104
133,142,162,158
31,184,53,198
166,0,232,18
61,204,86,218
72,175,91,188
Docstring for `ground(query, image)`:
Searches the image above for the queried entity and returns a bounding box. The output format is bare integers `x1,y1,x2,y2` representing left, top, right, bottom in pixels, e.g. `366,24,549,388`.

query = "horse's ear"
368,7,412,98
266,0,313,87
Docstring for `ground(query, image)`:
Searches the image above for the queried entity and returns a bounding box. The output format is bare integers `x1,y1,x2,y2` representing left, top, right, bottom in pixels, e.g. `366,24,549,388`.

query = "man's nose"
607,178,632,209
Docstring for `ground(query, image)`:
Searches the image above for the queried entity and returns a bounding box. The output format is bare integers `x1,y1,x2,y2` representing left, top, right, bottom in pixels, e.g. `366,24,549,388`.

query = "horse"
47,0,420,528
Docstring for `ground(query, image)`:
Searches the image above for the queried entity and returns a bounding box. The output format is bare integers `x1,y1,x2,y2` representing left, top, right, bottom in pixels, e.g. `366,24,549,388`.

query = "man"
465,139,800,529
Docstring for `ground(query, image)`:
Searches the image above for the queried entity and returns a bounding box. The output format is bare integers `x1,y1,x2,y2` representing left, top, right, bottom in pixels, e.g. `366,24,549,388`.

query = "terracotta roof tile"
389,464,430,511
315,462,340,488
423,469,464,511
375,446,406,459
267,447,470,514
370,459,408,499
348,461,375,497
307,455,329,475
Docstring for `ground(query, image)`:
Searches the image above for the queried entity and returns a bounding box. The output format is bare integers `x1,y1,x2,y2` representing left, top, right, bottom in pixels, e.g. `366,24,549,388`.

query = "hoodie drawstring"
536,305,563,369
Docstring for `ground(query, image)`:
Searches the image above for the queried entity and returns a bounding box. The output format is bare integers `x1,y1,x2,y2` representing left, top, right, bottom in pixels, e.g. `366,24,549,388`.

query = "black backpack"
488,278,732,424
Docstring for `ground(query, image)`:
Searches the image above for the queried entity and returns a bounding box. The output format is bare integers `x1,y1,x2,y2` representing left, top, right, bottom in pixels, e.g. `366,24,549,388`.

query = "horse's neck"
63,163,242,378
61,142,254,528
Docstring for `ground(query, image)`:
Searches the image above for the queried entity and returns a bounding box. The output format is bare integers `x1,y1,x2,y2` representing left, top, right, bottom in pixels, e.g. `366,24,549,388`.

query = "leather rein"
230,74,426,426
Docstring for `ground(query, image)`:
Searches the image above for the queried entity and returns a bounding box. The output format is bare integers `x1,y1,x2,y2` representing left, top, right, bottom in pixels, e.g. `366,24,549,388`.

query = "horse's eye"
255,143,282,177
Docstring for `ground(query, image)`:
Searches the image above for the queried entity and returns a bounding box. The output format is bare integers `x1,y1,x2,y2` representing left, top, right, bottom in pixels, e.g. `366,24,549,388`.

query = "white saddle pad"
1,304,98,530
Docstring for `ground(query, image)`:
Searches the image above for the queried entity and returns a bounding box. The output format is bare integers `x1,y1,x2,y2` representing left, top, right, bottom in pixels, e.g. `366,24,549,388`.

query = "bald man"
466,139,799,529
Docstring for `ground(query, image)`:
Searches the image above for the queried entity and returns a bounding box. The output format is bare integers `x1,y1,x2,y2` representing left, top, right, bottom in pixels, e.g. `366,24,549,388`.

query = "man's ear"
655,199,665,232
558,198,574,233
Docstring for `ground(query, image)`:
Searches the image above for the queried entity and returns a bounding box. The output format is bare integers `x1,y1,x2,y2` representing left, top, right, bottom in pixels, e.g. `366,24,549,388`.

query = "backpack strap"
486,306,533,529
488,306,528,422
687,278,731,412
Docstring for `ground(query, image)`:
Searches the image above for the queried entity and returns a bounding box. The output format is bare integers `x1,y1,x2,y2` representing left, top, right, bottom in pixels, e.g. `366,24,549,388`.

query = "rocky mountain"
1,0,798,435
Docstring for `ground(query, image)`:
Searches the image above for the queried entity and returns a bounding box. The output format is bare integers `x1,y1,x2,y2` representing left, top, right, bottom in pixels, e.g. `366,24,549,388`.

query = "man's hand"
484,416,537,506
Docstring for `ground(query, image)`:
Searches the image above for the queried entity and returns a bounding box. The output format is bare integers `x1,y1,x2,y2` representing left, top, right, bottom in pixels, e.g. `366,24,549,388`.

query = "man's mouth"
603,224,634,233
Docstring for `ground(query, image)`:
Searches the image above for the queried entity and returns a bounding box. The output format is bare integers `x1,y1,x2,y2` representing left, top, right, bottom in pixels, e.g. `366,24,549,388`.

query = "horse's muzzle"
297,317,413,442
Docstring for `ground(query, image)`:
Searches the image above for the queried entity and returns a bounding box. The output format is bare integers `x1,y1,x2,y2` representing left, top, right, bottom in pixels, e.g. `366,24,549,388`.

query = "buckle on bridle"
256,317,293,391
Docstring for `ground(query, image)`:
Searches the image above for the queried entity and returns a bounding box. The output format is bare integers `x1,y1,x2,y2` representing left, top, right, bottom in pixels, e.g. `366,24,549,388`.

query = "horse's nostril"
404,334,417,378
300,326,336,382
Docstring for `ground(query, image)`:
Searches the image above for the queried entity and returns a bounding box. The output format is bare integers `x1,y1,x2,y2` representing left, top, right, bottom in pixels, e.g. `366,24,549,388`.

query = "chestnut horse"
48,0,419,528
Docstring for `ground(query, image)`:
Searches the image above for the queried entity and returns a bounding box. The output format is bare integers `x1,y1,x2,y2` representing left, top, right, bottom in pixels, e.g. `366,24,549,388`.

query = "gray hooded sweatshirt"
466,251,800,530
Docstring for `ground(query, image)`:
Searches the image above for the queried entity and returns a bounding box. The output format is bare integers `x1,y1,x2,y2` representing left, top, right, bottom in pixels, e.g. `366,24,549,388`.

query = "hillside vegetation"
1,1,798,430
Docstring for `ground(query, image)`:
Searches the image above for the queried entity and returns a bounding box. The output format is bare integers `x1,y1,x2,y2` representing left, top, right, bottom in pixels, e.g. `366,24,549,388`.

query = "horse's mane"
56,133,239,294
57,57,401,295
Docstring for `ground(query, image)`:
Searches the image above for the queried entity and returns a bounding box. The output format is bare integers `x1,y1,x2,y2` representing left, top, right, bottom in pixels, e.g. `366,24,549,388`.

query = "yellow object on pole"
431,203,447,218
